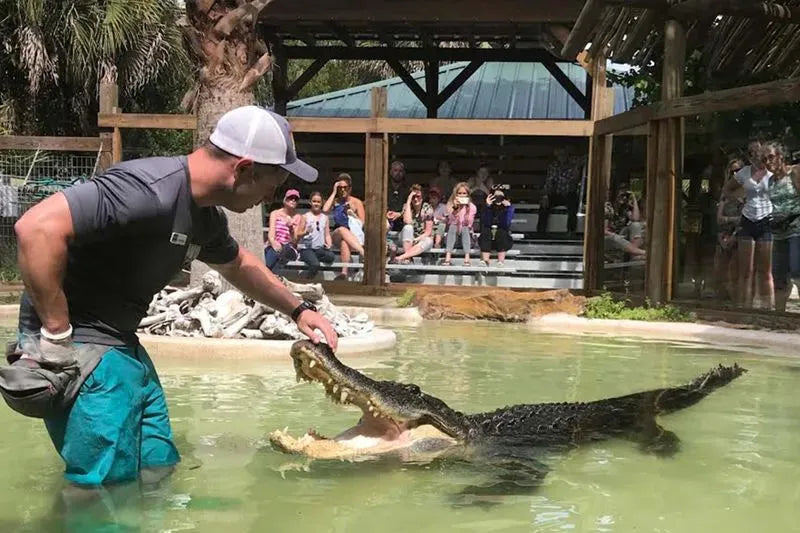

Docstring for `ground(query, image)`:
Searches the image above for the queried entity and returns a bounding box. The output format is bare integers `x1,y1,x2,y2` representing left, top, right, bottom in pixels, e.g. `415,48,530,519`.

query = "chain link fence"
0,149,101,281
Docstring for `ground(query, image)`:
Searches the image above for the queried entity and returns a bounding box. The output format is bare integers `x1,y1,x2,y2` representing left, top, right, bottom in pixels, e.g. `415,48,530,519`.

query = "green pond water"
0,320,798,533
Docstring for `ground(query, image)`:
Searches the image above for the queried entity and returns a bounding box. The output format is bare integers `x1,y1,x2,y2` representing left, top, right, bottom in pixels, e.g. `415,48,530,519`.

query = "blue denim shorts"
737,215,772,242
772,235,800,289
44,344,180,485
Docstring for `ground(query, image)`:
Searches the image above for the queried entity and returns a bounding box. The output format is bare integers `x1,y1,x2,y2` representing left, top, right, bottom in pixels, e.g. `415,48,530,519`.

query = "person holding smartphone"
442,182,476,266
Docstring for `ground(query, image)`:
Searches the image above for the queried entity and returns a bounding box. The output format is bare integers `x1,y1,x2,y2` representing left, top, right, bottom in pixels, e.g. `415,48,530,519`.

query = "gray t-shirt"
18,156,239,345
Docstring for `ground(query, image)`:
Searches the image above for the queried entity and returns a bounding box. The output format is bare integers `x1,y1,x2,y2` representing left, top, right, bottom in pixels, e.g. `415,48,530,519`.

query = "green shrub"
396,289,416,308
583,293,692,322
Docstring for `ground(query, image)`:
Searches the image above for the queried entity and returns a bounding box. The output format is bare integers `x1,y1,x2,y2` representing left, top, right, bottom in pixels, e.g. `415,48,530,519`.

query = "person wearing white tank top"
297,192,335,278
722,140,776,309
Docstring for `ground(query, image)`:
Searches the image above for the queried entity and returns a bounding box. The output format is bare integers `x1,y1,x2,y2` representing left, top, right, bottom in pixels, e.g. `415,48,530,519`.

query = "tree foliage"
0,0,189,135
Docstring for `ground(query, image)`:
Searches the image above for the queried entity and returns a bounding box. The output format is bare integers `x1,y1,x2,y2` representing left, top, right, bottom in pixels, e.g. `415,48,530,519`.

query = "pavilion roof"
561,0,800,77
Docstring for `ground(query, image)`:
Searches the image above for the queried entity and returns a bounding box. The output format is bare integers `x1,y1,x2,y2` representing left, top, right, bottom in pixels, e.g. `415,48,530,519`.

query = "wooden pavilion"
254,0,623,292
558,0,800,302
83,0,800,300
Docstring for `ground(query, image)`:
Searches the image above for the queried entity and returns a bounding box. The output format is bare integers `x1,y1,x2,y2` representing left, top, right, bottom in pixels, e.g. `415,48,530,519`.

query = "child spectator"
323,173,365,280
479,185,514,266
428,186,448,248
298,191,335,279
265,189,303,271
393,183,434,264
442,182,477,266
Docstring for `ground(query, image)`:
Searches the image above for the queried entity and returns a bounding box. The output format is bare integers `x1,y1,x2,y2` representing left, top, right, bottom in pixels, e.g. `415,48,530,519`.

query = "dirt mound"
414,288,585,322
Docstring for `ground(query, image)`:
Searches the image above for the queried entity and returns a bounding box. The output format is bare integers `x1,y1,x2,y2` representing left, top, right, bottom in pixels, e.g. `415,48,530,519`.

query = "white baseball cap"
208,105,318,182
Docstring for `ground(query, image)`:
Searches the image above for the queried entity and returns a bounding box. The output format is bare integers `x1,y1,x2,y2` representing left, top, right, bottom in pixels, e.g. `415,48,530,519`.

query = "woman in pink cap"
265,189,303,271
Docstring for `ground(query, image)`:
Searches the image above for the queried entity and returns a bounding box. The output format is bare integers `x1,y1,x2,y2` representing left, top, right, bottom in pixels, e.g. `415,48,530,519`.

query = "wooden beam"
327,21,356,47
424,59,439,118
376,118,593,136
436,61,483,107
284,46,555,62
98,113,198,130
542,60,590,114
594,106,653,135
363,87,388,288
548,24,592,72
561,0,605,58
614,9,660,63
0,136,110,152
264,0,583,24
670,0,800,22
386,59,427,105
287,58,328,100
287,117,595,136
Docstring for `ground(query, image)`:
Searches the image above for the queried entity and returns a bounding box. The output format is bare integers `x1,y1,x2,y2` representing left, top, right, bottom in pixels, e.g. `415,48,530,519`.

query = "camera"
493,184,510,191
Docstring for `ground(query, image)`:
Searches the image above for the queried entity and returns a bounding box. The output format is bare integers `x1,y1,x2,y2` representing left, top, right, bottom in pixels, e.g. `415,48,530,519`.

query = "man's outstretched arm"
209,248,339,350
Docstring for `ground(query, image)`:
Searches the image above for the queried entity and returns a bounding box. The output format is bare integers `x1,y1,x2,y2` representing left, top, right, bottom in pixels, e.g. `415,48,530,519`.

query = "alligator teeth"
308,360,316,368
327,378,333,385
340,390,349,403
332,385,340,394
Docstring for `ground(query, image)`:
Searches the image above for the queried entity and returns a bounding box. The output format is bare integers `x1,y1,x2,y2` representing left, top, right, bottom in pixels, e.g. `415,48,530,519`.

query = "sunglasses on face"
286,196,299,202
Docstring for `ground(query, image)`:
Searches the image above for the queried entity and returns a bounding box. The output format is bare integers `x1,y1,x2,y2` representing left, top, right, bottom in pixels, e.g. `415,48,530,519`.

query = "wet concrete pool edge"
3,303,799,357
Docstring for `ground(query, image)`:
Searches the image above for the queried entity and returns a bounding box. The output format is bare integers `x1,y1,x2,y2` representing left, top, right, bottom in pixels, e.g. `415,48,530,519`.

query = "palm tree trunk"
183,1,277,284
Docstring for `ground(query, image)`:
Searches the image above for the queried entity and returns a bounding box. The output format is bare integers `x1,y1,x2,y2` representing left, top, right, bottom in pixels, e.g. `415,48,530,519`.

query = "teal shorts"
44,344,180,485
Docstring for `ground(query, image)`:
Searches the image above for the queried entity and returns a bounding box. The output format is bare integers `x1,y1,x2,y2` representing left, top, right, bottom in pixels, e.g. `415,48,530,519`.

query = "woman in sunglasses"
265,189,303,272
323,173,365,280
297,191,335,279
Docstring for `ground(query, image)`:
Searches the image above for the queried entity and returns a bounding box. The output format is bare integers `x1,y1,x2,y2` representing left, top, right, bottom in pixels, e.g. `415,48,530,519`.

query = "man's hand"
486,194,495,206
296,310,339,351
387,211,400,221
21,328,77,367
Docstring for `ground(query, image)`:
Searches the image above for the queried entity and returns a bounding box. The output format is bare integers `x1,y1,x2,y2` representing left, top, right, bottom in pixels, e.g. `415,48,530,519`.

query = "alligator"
270,341,746,497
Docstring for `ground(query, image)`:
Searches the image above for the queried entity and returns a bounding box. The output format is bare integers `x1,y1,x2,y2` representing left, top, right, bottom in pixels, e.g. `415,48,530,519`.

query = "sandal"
441,260,452,266
334,273,347,281
463,259,471,266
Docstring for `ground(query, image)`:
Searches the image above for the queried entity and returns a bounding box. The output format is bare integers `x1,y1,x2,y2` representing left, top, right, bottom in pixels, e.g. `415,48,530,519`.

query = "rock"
415,288,585,322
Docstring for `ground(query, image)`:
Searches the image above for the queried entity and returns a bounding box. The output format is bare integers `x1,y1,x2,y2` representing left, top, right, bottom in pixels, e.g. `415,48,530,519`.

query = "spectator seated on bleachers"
478,185,515,266
323,173,365,280
442,182,477,266
391,183,434,264
603,201,646,262
297,191,335,279
428,186,448,248
264,189,302,272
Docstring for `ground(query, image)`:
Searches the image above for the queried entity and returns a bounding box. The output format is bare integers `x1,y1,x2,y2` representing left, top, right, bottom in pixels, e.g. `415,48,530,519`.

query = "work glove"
18,327,78,368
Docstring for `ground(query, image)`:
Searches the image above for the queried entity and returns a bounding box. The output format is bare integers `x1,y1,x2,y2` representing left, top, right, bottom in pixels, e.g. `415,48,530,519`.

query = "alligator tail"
654,363,747,414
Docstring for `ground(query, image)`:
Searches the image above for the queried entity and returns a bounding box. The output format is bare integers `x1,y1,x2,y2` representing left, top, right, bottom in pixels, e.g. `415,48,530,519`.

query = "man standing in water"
13,106,338,487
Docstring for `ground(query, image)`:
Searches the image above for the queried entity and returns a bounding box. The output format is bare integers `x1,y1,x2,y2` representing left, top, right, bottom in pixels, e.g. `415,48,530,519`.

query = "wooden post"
583,55,615,292
424,60,439,118
97,81,118,171
363,87,389,288
646,19,686,303
111,106,123,164
272,46,289,115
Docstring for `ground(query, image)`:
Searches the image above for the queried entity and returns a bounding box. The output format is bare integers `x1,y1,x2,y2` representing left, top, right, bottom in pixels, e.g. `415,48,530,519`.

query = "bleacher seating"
265,203,643,289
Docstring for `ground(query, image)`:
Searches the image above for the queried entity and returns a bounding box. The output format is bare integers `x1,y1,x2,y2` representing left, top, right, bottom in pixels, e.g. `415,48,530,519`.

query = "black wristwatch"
291,301,317,322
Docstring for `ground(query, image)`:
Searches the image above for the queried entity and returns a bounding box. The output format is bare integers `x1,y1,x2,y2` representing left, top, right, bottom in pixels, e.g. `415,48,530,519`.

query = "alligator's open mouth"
269,341,464,460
